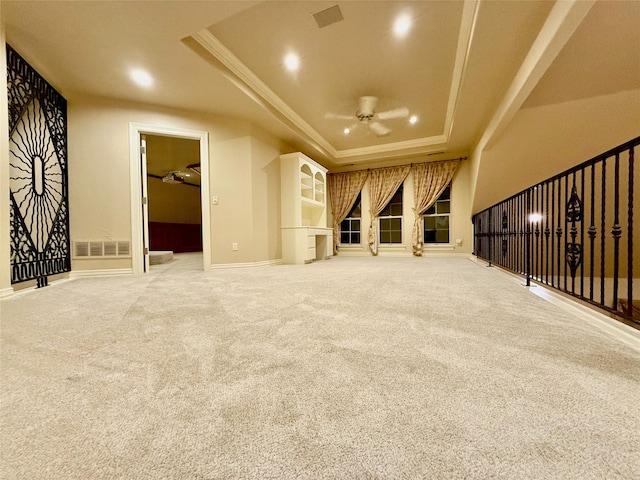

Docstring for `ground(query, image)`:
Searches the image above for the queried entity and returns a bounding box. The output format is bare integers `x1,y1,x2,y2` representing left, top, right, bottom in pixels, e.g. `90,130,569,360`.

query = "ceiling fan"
161,170,186,184
326,96,409,137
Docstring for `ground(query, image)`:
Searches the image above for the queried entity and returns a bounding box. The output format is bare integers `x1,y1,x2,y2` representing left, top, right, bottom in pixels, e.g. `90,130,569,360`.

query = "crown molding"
192,29,337,158
191,4,478,163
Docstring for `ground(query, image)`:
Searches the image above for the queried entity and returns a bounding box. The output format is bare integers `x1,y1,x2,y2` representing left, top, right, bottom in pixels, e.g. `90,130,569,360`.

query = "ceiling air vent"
312,5,343,29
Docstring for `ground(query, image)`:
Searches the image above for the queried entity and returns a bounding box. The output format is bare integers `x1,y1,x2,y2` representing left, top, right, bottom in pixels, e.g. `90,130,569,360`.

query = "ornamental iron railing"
473,137,638,325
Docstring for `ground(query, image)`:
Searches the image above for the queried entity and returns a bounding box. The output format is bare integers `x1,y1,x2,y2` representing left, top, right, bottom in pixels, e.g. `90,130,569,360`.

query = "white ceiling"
2,1,639,171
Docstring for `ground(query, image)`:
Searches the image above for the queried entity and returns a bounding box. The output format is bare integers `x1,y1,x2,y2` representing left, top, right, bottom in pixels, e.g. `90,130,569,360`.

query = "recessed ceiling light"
131,69,153,88
409,115,418,124
394,13,412,38
284,53,300,71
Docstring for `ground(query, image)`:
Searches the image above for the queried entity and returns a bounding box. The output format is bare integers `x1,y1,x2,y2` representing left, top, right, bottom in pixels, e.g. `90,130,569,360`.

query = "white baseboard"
528,285,639,351
208,259,282,270
0,287,14,299
421,252,473,258
470,257,639,350
69,268,133,278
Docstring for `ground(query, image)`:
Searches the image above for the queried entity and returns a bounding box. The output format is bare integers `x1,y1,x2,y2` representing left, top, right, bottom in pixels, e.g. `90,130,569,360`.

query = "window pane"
390,218,401,230
340,219,349,231
348,194,362,218
390,231,402,243
435,230,449,243
425,230,436,242
439,185,451,200
380,218,390,230
380,186,403,217
352,219,360,231
436,216,449,229
352,232,360,244
341,232,350,244
424,217,436,230
437,201,450,214
425,204,436,215
380,231,391,243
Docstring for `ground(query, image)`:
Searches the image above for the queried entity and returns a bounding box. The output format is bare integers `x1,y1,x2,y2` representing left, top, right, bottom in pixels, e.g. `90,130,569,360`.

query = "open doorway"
129,124,210,275
145,135,202,266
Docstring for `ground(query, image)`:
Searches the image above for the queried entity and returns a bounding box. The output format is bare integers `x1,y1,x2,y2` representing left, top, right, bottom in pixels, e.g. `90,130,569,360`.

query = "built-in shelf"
280,152,332,264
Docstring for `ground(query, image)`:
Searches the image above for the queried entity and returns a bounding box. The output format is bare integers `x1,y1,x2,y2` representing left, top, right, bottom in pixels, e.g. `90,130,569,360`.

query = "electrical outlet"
232,243,238,251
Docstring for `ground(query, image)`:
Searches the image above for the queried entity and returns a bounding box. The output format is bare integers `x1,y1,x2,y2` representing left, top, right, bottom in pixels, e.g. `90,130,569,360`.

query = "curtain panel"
367,165,410,255
411,160,461,256
328,170,369,255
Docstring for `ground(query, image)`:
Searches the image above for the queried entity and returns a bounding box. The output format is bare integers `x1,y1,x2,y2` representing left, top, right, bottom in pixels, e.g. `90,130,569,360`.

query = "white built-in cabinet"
280,152,333,264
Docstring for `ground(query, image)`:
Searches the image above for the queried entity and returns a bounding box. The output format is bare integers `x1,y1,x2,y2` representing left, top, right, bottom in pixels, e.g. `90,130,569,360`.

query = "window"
379,185,403,244
424,184,451,244
340,193,361,245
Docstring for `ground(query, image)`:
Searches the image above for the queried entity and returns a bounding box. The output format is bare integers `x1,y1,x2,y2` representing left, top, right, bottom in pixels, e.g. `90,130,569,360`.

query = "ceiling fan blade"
369,121,391,136
377,107,410,120
325,112,354,120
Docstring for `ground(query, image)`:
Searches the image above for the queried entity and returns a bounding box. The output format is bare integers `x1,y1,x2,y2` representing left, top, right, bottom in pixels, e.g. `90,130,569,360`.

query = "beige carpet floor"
1,254,638,479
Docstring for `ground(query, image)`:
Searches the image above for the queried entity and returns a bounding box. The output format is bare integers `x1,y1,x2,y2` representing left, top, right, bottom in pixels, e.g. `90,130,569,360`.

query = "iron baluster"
588,164,596,301
627,147,634,317
600,157,606,305
611,153,622,311
545,181,550,285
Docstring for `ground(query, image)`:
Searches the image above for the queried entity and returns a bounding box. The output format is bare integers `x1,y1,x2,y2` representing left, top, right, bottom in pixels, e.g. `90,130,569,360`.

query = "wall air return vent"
73,241,131,258
74,241,89,257
103,241,117,257
312,5,344,29
117,241,130,256
90,242,103,257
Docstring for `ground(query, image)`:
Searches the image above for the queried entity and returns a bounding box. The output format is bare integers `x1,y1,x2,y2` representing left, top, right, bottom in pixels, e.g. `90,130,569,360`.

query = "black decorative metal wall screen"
7,45,70,285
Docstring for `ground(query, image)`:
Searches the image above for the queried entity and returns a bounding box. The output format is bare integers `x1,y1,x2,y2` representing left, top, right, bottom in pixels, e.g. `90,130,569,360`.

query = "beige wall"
250,136,283,262
471,89,640,213
68,95,291,270
334,160,474,256
0,8,10,294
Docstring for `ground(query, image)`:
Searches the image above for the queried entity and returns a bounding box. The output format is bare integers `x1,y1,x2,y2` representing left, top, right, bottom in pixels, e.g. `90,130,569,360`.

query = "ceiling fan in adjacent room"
326,96,409,137
161,170,186,184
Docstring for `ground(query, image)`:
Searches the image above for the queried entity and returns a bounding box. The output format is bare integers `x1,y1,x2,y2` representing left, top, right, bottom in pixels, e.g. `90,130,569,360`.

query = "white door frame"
129,123,211,275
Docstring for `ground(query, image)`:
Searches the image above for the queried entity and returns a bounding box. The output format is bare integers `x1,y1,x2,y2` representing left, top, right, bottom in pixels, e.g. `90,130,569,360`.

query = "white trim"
444,0,480,141
4,277,75,299
191,30,335,159
423,245,455,252
129,123,211,275
191,4,478,163
69,268,134,278
209,259,282,269
529,284,639,351
470,257,639,350
479,0,595,151
421,251,469,258
0,287,14,299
